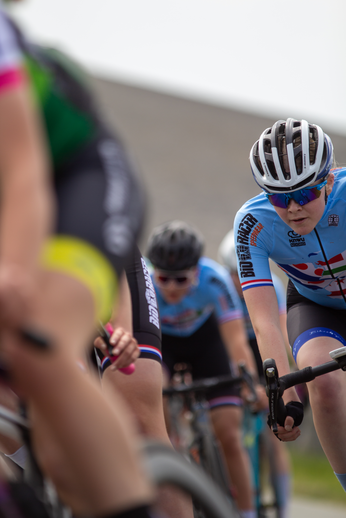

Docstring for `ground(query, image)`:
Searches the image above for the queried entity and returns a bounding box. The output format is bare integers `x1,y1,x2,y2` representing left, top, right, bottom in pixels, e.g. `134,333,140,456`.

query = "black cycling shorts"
54,129,145,276
96,245,162,373
162,314,242,409
45,129,145,322
287,280,346,363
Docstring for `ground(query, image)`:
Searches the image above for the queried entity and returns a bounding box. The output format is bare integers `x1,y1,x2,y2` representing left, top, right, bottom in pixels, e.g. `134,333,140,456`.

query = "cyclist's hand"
271,400,304,441
275,416,301,442
251,383,268,412
94,327,140,370
0,265,35,327
241,379,267,412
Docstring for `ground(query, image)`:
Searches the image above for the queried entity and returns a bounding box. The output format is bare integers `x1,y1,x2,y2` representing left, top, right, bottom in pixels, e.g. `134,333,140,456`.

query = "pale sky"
7,0,346,136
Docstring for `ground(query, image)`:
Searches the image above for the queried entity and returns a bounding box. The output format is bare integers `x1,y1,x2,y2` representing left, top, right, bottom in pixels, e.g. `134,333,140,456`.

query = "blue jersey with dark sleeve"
234,168,346,310
151,257,243,337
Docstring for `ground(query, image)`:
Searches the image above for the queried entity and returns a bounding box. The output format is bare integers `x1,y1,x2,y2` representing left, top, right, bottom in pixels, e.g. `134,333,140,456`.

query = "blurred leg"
103,358,194,518
210,406,254,513
2,270,153,516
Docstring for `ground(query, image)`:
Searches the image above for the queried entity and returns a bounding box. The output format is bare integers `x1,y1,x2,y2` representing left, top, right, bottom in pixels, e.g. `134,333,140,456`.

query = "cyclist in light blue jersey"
147,220,266,518
234,118,346,492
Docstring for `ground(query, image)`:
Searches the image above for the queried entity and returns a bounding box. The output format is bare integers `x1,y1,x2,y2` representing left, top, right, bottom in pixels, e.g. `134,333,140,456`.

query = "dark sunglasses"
265,179,327,209
155,269,196,287
157,274,191,285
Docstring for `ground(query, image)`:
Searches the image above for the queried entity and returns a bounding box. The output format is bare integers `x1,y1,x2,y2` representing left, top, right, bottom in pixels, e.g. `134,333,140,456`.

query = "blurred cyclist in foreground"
0,2,154,516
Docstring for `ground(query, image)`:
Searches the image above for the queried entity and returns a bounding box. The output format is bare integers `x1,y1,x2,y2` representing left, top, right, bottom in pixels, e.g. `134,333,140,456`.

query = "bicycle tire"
197,433,230,496
142,441,241,518
193,433,240,518
258,429,280,518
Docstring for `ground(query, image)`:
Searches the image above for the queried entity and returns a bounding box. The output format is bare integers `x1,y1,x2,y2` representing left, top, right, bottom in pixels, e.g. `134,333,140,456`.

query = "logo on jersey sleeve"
236,213,259,278
141,258,160,329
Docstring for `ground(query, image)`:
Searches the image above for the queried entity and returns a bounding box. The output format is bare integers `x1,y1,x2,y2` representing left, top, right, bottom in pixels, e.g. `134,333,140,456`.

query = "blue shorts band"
208,396,243,410
292,327,346,362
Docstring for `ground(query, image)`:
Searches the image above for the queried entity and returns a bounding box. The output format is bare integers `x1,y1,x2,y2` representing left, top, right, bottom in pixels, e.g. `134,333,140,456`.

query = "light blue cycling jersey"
234,167,346,310
150,257,243,336
242,272,286,341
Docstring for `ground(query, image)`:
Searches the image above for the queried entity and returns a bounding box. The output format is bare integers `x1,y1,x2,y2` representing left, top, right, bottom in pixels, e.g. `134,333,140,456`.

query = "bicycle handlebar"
263,346,346,433
163,362,257,402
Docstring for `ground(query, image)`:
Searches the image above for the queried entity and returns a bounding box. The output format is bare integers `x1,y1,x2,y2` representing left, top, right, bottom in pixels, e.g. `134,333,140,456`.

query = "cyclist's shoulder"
235,191,278,228
198,257,229,279
236,191,266,212
198,257,234,291
330,167,346,194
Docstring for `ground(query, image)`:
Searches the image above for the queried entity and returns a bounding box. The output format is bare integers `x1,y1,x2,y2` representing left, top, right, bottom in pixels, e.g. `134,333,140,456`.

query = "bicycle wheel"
142,440,241,518
197,433,230,496
258,428,280,518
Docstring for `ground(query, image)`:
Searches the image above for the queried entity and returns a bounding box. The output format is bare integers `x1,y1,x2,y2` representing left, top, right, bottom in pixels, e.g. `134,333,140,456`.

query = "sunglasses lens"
267,194,288,208
294,187,322,205
157,275,169,284
175,276,188,284
268,184,324,208
157,275,189,285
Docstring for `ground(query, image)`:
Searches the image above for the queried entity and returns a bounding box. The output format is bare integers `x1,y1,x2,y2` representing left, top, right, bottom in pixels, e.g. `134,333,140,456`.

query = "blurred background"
7,0,346,261
5,0,346,509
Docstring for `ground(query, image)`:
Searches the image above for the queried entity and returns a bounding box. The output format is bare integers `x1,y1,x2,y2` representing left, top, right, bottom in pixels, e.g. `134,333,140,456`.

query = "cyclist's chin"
288,219,315,235
161,289,188,304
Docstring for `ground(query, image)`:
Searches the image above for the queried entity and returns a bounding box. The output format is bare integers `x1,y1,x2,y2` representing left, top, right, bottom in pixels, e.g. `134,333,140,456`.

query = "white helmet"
250,118,334,193
218,229,237,273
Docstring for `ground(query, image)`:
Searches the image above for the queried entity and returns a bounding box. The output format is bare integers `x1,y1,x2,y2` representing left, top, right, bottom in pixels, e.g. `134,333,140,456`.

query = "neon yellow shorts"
40,235,118,323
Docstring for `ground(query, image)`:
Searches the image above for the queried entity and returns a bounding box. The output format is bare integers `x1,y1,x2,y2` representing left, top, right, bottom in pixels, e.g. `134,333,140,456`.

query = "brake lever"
263,358,286,435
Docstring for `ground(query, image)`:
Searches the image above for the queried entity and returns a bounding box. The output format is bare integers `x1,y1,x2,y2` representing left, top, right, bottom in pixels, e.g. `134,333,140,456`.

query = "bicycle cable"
314,228,346,306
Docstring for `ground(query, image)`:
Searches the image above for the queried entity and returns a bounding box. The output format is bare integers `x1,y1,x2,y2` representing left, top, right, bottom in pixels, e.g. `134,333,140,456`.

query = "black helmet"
147,220,204,271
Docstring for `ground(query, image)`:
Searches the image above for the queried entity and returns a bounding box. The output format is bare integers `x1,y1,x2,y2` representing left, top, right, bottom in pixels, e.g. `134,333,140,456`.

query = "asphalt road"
290,497,346,518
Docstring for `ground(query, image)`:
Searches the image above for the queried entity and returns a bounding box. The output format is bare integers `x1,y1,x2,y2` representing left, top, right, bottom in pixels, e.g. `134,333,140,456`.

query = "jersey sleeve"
0,10,25,93
233,200,273,293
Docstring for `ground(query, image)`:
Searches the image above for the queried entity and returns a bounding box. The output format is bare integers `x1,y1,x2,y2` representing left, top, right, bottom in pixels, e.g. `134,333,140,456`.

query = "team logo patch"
288,231,306,247
328,214,339,227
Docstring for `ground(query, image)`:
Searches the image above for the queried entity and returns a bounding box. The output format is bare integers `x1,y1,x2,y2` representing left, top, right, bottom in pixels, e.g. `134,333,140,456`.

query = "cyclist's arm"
0,83,54,325
0,85,53,270
111,271,133,331
243,285,299,405
219,318,258,379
